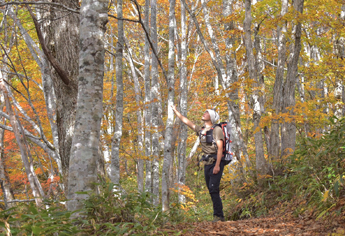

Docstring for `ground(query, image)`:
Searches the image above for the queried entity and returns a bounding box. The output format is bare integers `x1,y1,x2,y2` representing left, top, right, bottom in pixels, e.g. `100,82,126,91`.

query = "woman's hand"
213,164,220,174
171,104,177,113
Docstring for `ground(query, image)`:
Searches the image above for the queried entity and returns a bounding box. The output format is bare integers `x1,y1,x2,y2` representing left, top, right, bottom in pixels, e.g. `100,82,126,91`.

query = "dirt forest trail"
163,215,345,235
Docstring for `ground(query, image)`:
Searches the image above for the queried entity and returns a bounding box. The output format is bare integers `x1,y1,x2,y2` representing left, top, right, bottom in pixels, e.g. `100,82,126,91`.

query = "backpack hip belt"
199,154,217,165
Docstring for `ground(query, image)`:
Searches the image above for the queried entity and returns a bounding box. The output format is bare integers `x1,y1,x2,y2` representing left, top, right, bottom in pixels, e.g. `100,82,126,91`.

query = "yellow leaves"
257,174,272,180
322,190,329,202
253,126,261,134
171,184,198,212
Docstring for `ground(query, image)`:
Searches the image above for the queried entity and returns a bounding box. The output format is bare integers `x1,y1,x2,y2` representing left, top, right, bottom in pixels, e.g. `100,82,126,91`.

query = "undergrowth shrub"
227,116,345,220
82,180,166,235
0,201,80,236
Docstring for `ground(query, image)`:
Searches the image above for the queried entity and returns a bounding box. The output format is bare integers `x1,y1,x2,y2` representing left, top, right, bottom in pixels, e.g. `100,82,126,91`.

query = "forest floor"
162,206,345,235
163,216,345,235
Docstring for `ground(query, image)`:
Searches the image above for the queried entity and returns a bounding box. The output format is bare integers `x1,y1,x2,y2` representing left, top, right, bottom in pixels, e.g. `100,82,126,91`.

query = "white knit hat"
206,109,219,124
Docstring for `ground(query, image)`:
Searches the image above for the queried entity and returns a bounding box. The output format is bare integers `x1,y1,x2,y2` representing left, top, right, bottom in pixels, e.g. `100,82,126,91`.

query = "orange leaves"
171,183,198,211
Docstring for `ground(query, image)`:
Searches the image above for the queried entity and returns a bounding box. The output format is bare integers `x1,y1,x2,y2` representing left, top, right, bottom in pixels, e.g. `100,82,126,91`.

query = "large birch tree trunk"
67,0,108,212
162,0,176,212
110,0,124,186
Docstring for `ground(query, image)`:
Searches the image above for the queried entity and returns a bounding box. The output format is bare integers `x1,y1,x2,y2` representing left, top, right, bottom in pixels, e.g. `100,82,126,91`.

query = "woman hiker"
171,105,225,222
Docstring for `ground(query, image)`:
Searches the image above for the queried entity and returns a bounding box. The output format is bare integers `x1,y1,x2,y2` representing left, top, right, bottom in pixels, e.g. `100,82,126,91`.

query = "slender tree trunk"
281,0,304,158
110,0,124,186
0,71,43,207
253,17,268,157
0,113,14,208
244,0,268,178
67,0,108,212
125,37,144,192
162,0,176,212
177,0,188,204
223,0,242,167
150,0,160,205
270,0,288,162
144,0,152,194
334,4,345,118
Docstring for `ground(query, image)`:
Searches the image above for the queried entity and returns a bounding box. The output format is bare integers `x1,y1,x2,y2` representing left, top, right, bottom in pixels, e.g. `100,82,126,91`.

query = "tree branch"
0,1,79,13
0,199,35,203
27,6,70,85
130,0,168,83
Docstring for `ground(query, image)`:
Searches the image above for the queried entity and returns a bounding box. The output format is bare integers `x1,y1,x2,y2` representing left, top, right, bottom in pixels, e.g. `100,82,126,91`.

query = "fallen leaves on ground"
163,216,345,235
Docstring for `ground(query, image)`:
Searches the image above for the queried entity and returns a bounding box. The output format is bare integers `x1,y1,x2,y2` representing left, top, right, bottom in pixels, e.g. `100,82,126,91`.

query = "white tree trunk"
110,0,124,186
143,0,152,194
0,98,14,208
244,0,268,177
162,0,176,212
67,0,108,212
223,0,241,167
334,4,345,118
150,0,160,205
177,0,188,204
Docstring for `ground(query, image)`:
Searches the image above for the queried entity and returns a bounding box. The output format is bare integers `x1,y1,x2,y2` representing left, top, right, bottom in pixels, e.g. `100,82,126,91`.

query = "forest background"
0,0,344,234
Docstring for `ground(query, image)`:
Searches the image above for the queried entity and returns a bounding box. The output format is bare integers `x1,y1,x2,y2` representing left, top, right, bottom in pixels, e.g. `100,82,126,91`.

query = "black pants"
204,161,225,218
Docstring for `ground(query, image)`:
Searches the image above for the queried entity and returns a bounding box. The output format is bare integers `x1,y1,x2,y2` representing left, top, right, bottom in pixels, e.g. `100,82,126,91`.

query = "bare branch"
27,6,70,85
0,199,35,203
130,0,168,83
0,123,41,141
0,1,79,14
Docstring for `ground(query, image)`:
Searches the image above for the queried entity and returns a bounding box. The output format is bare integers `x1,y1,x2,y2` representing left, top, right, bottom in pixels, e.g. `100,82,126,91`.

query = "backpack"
200,122,233,165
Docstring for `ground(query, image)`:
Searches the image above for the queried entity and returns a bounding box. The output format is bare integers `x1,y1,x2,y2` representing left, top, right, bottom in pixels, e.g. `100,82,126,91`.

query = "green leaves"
0,202,81,235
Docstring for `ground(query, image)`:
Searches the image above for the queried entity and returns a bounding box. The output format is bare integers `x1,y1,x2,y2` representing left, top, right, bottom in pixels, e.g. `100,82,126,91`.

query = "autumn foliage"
0,0,344,234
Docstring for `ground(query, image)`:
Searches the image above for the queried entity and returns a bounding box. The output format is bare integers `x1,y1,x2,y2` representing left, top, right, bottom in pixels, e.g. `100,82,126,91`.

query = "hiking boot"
212,216,225,222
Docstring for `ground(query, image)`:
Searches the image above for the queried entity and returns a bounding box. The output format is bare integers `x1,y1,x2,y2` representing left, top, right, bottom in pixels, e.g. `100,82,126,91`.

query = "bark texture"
110,0,124,186
67,0,108,212
150,0,160,205
162,0,176,212
281,0,304,158
270,0,288,161
177,0,188,204
41,0,80,188
143,0,152,194
244,0,269,177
